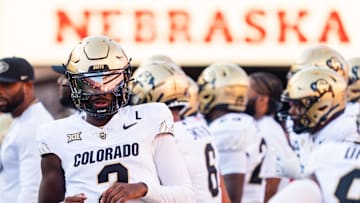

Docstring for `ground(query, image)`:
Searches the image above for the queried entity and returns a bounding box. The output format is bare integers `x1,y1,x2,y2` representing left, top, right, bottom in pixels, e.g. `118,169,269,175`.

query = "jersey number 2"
97,163,129,202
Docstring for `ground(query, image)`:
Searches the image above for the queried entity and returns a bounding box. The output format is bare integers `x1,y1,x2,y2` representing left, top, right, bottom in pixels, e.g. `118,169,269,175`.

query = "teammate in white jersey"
279,45,357,177
130,59,230,203
197,62,263,203
309,141,360,203
0,57,54,203
275,66,352,176
37,35,194,203
269,141,360,203
245,72,296,202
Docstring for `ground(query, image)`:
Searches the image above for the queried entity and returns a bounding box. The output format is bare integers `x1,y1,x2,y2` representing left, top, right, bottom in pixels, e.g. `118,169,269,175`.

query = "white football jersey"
0,102,53,203
307,141,360,203
289,112,358,174
312,112,358,146
37,103,193,202
288,131,313,174
257,116,292,189
174,113,221,203
344,102,360,118
209,113,264,203
344,102,360,142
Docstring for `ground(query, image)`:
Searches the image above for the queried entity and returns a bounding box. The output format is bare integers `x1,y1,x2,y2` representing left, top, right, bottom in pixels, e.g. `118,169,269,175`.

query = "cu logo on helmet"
311,79,331,94
135,71,155,89
326,57,343,74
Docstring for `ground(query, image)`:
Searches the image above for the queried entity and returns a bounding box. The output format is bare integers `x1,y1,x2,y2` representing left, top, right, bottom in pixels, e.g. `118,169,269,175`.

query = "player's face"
288,100,306,127
0,82,25,113
88,92,114,110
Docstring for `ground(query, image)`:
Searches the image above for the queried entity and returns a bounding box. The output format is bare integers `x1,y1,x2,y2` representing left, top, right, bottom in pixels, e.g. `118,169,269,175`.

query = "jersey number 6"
205,143,219,197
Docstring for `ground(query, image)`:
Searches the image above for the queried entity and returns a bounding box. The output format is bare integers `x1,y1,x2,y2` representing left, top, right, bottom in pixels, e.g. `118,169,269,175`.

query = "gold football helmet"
288,45,349,82
347,57,360,102
139,54,184,75
142,54,176,65
197,62,249,115
65,35,132,117
130,62,190,107
282,66,347,134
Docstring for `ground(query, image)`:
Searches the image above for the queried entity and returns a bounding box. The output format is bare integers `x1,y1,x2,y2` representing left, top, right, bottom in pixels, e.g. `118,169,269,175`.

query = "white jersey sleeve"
37,103,194,203
144,133,194,203
140,103,195,203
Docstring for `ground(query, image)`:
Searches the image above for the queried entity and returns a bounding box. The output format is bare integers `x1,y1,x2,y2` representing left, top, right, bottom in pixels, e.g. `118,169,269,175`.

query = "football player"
197,63,264,203
276,66,353,176
0,57,53,203
37,35,194,203
130,60,230,203
245,72,297,202
279,45,357,178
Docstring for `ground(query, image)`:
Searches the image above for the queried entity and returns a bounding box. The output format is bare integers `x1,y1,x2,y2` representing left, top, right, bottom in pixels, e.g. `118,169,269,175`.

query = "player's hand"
100,182,148,203
64,193,87,203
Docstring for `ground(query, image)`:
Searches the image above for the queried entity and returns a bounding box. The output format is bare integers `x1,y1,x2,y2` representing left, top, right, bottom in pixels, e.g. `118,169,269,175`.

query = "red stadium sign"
0,0,359,66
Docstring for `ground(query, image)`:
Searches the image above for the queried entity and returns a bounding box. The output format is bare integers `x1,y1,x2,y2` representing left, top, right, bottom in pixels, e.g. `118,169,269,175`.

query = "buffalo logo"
326,57,345,77
0,61,9,74
99,132,106,140
67,132,82,143
311,79,333,96
135,70,155,89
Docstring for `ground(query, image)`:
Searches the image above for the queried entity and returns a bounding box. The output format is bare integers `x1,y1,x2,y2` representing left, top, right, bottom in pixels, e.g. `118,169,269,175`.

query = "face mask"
245,97,257,116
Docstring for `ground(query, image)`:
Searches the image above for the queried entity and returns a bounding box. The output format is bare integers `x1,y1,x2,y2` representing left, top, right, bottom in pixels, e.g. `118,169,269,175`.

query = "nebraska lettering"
55,8,350,44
